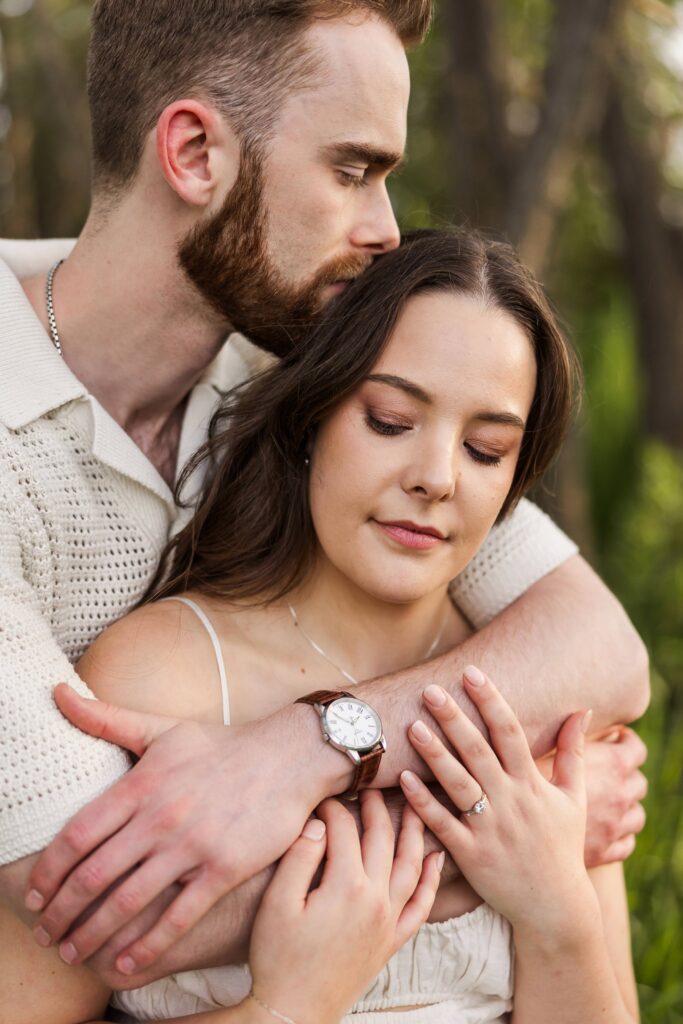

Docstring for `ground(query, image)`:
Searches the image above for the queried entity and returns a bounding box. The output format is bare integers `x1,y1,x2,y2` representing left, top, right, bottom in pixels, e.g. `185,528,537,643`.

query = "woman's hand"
399,666,594,940
246,790,443,1024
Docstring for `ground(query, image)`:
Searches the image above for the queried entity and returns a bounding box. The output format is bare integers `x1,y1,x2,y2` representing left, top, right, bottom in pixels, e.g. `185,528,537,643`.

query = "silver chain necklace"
288,602,449,687
46,258,65,357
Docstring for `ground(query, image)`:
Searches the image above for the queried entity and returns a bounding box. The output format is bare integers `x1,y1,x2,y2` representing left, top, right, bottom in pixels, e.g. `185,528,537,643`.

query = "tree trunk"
505,0,621,274
442,0,511,229
601,81,683,448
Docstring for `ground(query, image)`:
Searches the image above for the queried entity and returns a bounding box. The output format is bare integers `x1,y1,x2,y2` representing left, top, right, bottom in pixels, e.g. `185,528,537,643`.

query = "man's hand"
536,726,647,867
26,684,346,978
583,727,648,866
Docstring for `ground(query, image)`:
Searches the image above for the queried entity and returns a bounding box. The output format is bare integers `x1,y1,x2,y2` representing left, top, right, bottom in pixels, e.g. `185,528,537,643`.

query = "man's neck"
20,215,230,480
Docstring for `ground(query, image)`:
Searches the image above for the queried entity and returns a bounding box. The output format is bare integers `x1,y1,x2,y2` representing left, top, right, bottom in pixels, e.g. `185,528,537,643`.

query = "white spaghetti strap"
161,596,231,726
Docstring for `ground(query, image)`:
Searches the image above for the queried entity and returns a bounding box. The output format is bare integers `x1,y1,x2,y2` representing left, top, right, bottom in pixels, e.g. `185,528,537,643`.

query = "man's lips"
373,520,447,551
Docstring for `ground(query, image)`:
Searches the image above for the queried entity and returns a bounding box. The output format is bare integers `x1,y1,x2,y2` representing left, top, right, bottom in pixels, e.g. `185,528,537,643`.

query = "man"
0,0,648,997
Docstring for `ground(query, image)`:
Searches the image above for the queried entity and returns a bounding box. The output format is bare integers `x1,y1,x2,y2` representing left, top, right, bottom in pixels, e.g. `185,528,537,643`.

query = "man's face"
179,15,409,356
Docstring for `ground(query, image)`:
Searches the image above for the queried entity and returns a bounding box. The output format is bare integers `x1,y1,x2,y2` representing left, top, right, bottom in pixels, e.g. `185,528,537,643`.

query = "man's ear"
155,99,240,208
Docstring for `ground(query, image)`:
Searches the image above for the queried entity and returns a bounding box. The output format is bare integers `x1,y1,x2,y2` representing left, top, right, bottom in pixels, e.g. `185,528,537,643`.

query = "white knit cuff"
450,499,579,630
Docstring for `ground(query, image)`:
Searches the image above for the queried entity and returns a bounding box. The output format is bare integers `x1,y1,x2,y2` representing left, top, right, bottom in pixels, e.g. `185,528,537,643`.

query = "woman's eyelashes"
464,442,503,467
364,411,507,467
365,412,411,436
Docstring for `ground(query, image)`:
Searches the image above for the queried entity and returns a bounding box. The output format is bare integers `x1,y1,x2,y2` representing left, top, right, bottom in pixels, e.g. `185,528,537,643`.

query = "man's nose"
350,185,401,254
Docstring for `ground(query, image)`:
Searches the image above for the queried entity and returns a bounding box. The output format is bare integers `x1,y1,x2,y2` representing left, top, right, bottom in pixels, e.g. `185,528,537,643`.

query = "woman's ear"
155,99,241,209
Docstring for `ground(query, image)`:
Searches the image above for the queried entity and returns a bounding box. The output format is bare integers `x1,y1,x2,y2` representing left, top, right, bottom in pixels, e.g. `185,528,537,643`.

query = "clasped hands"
25,680,647,979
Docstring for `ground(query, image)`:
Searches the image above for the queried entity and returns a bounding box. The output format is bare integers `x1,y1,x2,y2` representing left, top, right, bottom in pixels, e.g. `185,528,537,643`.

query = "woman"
6,229,639,1022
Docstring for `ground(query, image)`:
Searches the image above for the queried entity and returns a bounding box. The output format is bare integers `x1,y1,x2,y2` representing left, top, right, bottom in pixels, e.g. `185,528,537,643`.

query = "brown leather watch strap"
347,746,383,799
295,690,383,800
295,689,351,707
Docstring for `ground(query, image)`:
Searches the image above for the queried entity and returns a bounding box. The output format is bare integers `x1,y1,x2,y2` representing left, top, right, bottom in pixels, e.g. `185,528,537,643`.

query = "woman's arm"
399,670,641,1024
511,863,639,1024
0,901,111,1024
30,595,645,985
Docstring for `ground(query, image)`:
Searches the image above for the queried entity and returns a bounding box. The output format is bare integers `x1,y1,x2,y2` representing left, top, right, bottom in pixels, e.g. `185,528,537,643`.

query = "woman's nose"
403,438,458,502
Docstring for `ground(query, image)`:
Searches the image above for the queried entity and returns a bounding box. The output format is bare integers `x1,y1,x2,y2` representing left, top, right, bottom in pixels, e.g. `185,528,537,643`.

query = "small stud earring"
304,455,310,466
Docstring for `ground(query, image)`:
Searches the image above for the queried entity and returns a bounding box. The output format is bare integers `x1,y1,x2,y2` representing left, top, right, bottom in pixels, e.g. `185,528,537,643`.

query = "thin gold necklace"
287,602,449,686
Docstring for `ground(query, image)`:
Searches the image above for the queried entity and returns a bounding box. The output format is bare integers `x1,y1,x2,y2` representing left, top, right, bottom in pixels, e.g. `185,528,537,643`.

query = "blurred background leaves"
1,0,682,1018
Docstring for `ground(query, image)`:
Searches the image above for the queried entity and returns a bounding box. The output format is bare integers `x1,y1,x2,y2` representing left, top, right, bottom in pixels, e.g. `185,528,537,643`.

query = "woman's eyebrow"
365,373,432,403
473,412,526,430
365,376,526,429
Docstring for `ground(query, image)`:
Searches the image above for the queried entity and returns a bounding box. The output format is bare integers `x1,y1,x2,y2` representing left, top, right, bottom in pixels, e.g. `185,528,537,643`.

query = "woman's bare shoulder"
76,597,229,723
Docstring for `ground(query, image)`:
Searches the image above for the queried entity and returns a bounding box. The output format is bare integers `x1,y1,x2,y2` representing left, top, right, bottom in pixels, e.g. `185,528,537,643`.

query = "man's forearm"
355,556,649,782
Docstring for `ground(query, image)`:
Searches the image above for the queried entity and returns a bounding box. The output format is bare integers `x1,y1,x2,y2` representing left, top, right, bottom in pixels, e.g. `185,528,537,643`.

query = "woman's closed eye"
365,412,412,436
464,441,506,467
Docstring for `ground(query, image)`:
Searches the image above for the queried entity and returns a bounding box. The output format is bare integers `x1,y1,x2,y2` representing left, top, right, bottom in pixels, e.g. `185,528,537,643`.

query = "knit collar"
0,252,87,429
0,244,250,511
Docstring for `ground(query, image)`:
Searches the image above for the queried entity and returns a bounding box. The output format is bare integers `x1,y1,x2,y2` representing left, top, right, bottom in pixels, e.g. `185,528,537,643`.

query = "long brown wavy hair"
149,228,581,604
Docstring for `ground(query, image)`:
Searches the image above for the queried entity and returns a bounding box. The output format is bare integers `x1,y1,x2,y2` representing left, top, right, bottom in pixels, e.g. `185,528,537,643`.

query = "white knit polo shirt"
0,240,577,866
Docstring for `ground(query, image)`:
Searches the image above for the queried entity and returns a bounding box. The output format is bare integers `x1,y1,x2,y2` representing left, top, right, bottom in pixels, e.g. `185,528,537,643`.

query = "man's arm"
0,477,131,910
360,554,649,780
85,727,646,992
23,518,649,976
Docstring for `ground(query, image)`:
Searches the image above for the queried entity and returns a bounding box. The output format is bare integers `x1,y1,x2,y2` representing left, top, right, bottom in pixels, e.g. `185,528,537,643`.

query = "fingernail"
117,955,137,976
26,889,44,911
401,770,420,792
581,709,593,734
59,941,78,965
33,925,51,947
437,851,445,872
464,665,485,687
424,684,447,707
411,720,431,743
302,818,326,841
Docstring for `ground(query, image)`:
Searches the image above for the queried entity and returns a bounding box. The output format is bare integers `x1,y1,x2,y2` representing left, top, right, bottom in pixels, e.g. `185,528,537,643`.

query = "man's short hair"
88,0,432,197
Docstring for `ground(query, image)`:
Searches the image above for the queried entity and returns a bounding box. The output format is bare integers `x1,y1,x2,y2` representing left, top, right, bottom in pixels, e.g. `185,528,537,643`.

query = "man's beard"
178,145,372,357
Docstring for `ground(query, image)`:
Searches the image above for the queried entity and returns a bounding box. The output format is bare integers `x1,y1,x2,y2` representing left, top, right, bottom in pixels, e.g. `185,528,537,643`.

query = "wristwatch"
295,690,387,800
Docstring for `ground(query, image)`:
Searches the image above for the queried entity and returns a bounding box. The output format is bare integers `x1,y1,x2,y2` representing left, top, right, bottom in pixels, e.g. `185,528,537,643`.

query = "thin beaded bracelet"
249,990,300,1024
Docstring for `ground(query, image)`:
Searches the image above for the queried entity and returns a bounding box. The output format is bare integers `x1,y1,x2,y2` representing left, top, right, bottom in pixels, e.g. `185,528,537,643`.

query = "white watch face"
324,698,382,751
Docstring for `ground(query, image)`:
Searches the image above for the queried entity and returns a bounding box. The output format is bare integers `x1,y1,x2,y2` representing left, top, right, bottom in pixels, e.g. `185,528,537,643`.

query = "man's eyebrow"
365,374,431,403
321,142,406,173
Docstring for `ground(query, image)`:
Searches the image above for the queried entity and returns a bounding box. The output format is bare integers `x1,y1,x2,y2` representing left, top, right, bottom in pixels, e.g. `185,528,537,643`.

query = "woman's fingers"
407,718,484,812
359,790,395,884
263,819,328,909
388,804,425,906
400,771,472,852
424,669,535,780
394,850,443,949
316,798,364,882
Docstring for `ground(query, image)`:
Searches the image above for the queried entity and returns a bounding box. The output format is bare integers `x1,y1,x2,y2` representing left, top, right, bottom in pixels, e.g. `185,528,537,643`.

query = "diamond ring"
462,791,488,817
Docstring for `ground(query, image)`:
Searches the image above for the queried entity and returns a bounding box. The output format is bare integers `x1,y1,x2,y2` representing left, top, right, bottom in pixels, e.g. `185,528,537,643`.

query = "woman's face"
308,290,538,605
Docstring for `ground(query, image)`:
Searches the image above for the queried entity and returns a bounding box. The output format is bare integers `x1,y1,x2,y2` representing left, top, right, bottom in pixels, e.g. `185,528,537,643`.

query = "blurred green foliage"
394,6,683,1020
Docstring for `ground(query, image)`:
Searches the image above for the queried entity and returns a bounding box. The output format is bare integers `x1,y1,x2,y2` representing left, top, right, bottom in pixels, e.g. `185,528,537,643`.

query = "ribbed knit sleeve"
450,498,579,629
0,475,131,866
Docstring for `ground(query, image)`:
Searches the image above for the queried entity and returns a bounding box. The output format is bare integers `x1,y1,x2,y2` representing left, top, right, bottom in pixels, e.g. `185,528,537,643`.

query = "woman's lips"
374,520,446,550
